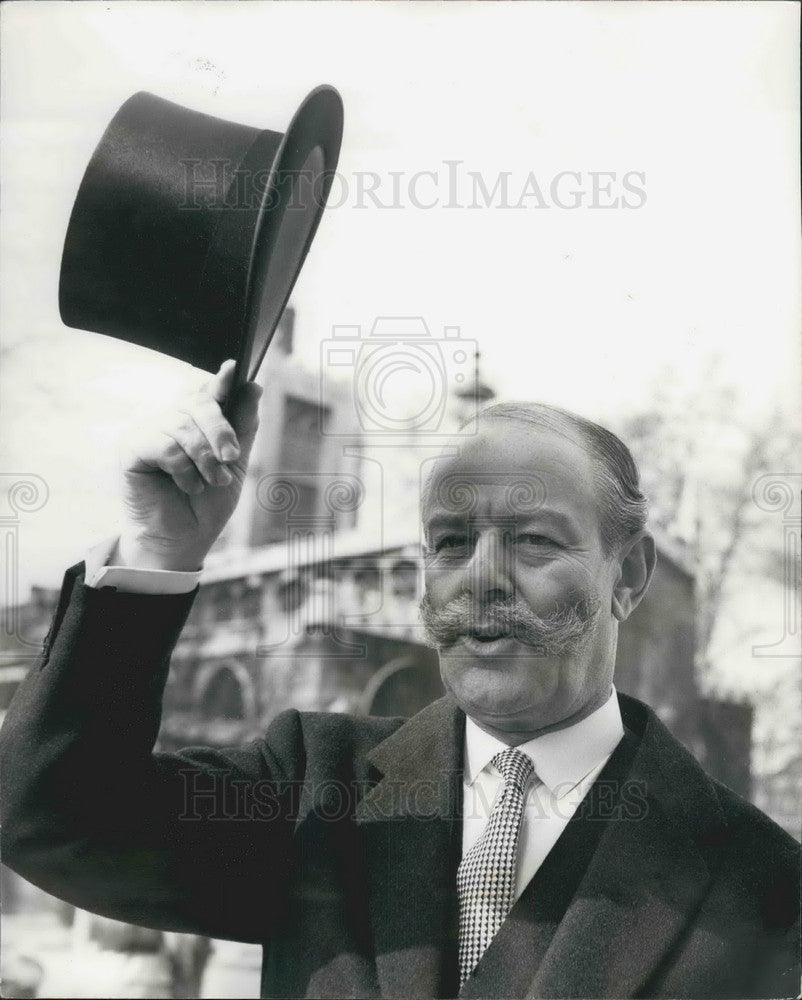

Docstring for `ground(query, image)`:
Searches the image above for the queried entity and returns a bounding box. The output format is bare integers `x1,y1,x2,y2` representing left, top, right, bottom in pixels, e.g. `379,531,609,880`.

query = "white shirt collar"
464,686,624,801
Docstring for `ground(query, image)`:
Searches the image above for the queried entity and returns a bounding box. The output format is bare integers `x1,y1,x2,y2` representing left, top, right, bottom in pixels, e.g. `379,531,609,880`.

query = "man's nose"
465,529,513,602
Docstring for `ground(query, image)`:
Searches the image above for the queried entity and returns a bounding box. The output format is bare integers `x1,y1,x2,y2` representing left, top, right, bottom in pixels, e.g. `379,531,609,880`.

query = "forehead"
422,419,600,527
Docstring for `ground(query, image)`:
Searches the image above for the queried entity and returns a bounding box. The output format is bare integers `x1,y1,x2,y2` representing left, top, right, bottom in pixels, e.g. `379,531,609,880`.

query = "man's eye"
434,535,470,552
517,533,558,547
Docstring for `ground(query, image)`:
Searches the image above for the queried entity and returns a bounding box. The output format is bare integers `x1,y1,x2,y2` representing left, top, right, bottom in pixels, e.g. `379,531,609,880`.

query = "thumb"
227,380,263,467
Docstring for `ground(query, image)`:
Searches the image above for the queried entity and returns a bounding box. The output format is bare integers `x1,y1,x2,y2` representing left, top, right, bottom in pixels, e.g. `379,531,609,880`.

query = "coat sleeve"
0,564,305,944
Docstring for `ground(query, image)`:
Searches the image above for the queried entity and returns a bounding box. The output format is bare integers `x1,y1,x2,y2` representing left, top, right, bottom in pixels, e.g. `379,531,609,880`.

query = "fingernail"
215,467,232,486
221,444,239,462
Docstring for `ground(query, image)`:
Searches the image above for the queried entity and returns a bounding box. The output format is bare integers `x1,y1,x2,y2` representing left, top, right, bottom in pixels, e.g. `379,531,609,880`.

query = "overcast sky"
1,1,799,596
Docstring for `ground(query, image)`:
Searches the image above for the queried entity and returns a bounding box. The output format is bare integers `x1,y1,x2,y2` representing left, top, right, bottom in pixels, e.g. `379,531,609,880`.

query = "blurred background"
1,3,799,997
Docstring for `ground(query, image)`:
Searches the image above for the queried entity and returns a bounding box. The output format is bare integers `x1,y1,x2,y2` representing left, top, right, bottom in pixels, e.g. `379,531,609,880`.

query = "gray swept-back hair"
423,401,648,554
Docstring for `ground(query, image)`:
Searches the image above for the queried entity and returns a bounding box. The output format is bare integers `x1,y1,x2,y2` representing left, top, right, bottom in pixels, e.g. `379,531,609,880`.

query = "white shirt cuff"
84,536,202,595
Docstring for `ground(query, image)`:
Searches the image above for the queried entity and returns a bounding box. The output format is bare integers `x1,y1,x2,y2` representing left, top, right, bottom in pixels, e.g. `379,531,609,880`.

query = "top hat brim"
197,85,344,390
58,86,344,392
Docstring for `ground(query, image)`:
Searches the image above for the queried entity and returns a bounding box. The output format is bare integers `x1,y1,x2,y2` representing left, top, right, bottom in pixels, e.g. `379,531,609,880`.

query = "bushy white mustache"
418,591,601,657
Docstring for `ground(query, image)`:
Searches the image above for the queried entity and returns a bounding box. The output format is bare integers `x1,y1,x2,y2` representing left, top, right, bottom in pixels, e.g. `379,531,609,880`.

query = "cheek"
424,551,612,610
423,562,463,603
517,557,601,611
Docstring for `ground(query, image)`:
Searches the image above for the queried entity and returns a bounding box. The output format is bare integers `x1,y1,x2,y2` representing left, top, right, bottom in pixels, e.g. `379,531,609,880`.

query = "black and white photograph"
0,2,799,998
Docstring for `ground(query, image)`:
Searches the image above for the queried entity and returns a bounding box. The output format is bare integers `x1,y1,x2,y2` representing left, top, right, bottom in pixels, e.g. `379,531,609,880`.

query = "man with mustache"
1,364,798,999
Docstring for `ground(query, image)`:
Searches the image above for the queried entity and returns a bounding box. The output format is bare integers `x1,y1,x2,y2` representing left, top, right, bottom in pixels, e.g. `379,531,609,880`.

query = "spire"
455,350,495,405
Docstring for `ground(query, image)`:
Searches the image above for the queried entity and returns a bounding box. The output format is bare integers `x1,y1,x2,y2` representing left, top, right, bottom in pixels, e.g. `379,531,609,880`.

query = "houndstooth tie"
457,746,534,987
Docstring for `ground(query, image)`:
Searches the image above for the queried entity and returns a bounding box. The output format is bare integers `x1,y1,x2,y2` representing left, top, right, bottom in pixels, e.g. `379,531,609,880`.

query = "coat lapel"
355,697,465,999
528,695,726,999
354,693,727,999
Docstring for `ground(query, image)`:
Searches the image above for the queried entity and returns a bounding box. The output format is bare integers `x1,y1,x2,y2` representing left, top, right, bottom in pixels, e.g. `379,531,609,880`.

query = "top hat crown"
59,86,344,386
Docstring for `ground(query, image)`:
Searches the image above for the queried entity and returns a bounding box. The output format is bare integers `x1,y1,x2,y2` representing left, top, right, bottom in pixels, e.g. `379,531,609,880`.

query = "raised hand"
116,360,262,572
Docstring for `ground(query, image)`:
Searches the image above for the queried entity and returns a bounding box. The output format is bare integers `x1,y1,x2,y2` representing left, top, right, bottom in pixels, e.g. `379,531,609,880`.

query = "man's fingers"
180,396,240,465
226,381,263,464
122,359,260,495
168,418,232,487
125,415,231,492
156,439,207,496
125,433,209,495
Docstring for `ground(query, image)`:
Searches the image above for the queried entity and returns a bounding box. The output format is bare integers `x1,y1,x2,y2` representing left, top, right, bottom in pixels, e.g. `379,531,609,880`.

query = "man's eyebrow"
424,509,577,533
424,511,471,530
514,509,577,534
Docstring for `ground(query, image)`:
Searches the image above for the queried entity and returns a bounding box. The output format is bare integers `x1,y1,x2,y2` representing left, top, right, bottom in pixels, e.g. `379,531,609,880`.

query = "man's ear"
611,531,657,622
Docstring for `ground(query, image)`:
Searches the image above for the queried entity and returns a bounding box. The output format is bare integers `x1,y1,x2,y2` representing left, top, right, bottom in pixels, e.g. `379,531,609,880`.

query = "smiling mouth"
465,629,507,642
457,632,519,656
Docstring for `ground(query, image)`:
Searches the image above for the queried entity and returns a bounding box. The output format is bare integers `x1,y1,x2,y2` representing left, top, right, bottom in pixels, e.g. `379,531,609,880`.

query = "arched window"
390,560,419,601
199,666,246,720
214,583,235,621
354,566,381,596
277,576,307,614
360,652,444,718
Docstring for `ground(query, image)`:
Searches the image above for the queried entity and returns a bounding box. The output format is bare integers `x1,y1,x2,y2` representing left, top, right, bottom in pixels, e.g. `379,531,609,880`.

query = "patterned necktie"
457,746,534,987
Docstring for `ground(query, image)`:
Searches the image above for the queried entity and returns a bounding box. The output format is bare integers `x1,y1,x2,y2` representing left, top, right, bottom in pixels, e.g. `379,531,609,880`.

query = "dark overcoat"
0,565,798,998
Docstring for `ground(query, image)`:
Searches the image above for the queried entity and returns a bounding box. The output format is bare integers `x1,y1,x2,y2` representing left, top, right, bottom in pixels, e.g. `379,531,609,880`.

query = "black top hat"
59,86,343,388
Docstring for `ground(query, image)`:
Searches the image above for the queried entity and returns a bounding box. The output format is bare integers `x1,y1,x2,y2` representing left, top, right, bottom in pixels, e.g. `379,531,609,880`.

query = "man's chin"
438,657,563,732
